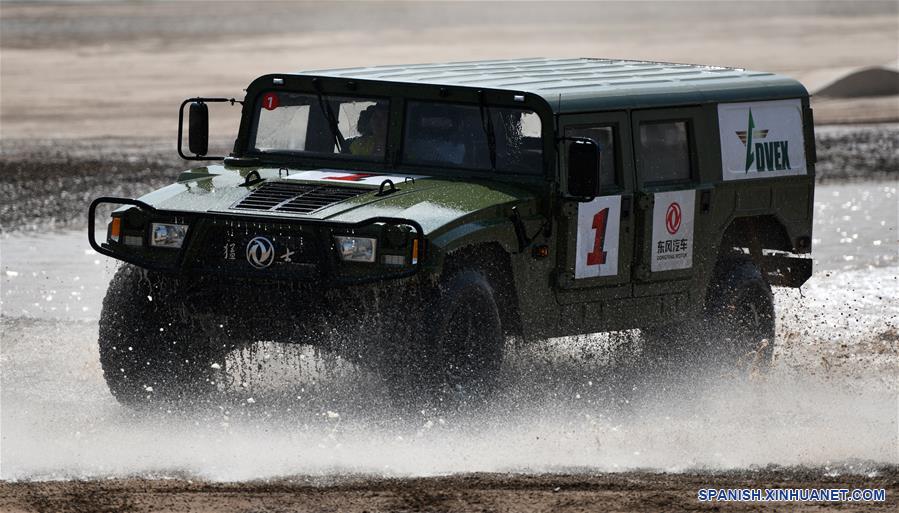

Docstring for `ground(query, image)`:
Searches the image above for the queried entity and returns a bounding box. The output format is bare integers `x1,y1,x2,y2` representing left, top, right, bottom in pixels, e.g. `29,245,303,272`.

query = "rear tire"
703,256,775,374
98,265,221,409
641,257,775,378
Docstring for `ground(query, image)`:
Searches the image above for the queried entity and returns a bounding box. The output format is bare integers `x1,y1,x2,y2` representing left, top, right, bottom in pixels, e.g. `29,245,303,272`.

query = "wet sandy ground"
2,470,898,513
0,179,896,511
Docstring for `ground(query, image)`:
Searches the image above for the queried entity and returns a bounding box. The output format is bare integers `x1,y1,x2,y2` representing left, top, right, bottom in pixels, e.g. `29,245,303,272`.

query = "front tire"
98,265,220,408
380,269,505,410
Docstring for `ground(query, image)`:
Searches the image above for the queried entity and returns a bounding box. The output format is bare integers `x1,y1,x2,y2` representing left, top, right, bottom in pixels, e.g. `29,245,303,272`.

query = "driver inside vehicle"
349,103,389,157
404,107,467,165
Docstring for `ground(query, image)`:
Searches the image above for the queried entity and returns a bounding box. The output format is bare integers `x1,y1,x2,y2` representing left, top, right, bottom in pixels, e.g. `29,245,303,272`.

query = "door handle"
621,196,632,219
701,189,712,213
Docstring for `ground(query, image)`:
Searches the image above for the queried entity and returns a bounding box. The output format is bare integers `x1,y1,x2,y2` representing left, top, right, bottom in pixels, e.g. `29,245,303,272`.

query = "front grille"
190,220,323,280
232,181,370,214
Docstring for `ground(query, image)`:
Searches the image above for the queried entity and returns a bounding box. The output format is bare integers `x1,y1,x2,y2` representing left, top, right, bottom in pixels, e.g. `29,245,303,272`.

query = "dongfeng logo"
665,202,682,235
736,108,791,173
246,236,275,269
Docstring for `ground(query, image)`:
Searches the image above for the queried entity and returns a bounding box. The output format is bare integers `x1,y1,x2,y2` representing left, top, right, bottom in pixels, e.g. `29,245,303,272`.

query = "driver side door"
555,111,636,328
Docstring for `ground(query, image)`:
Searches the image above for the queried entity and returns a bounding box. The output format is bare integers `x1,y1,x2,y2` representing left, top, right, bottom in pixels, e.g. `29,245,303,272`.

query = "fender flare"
430,218,520,257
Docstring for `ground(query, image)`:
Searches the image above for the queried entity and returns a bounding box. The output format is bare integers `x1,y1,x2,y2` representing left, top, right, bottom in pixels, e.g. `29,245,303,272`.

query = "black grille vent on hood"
232,181,370,214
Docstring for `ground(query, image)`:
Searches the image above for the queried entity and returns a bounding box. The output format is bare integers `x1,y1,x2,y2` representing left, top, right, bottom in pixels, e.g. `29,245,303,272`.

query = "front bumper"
88,196,427,286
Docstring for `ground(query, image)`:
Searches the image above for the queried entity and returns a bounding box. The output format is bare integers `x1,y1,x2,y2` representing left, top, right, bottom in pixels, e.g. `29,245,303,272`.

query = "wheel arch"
719,214,794,254
715,214,813,288
441,241,522,337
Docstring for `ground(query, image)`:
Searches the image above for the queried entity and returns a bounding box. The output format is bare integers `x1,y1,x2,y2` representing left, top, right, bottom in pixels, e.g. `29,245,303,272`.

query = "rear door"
630,106,714,301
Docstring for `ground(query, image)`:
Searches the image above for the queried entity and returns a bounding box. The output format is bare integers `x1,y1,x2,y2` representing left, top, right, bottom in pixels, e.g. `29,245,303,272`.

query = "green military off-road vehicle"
89,58,815,408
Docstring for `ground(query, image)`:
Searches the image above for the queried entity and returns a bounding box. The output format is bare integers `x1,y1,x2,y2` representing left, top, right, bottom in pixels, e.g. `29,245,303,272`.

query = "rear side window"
564,125,617,189
638,121,691,183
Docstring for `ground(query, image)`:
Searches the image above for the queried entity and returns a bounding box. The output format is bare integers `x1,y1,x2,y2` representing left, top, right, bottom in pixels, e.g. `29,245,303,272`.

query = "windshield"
249,92,543,174
251,92,389,161
403,101,543,174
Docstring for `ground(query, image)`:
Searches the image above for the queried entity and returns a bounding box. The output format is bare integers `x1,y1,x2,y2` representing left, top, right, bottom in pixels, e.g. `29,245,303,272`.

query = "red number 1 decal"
262,92,279,111
586,208,609,266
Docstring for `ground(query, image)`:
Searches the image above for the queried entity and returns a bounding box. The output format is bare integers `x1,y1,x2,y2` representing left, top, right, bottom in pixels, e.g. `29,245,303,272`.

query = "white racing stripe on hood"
282,170,427,186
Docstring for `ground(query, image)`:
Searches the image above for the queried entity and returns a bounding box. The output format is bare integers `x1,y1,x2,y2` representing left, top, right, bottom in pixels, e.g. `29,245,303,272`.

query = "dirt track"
2,469,897,513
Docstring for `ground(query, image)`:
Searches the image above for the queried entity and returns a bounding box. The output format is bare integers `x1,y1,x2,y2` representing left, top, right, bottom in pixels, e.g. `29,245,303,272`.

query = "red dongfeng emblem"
665,202,682,235
262,92,279,111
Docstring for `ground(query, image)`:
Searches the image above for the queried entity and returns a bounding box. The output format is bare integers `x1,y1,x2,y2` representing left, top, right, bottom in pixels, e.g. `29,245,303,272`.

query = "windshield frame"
235,74,556,181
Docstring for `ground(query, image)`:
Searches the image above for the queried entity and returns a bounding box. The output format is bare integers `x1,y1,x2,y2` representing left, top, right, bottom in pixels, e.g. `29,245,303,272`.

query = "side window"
402,101,543,174
637,121,691,183
565,125,617,190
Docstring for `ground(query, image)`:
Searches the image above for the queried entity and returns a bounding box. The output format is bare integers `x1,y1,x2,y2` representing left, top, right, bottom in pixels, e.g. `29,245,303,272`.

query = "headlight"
334,236,377,263
150,223,188,249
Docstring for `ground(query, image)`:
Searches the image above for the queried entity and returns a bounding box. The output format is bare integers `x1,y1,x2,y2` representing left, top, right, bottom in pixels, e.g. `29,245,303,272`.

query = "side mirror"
188,101,209,156
567,138,601,199
178,97,240,161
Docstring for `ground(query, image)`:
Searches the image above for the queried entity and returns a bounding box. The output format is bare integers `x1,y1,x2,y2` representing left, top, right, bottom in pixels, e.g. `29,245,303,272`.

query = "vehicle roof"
301,57,808,113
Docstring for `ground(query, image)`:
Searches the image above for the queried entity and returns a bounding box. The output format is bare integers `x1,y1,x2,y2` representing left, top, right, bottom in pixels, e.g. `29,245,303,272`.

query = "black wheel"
98,265,220,408
703,256,775,374
380,269,505,410
640,257,775,379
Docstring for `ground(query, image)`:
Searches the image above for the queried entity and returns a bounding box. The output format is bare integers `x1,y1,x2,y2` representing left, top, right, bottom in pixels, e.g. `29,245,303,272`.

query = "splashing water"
1,182,896,481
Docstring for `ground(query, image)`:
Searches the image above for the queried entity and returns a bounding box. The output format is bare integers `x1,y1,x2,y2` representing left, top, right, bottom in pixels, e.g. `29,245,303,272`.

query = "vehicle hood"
139,166,536,235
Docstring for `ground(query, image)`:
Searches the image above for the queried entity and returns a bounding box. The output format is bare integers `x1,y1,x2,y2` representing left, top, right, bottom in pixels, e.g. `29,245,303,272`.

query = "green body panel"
98,58,815,341
149,165,535,240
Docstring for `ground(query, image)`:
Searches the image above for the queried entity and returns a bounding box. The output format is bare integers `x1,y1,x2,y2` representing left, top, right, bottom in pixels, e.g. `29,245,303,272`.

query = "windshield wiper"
478,92,498,171
312,80,347,153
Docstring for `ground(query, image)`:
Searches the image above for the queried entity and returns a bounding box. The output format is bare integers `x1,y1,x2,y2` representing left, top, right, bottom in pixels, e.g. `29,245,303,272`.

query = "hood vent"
232,181,370,214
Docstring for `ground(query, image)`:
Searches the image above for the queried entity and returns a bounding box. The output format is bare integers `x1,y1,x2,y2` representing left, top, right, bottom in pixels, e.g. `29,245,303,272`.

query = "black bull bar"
88,196,427,285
